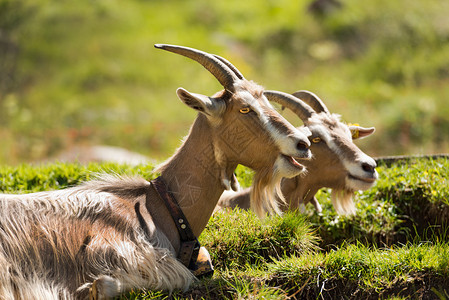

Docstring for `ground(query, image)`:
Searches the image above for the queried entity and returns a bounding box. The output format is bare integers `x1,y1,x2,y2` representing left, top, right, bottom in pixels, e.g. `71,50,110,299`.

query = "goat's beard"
331,189,356,215
250,165,285,218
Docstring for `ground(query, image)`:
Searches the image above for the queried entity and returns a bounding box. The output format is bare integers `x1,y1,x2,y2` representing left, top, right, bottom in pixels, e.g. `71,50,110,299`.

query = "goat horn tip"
154,44,165,49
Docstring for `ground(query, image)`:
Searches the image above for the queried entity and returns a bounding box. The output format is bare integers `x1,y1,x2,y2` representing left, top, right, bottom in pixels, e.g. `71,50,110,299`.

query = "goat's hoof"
89,275,120,300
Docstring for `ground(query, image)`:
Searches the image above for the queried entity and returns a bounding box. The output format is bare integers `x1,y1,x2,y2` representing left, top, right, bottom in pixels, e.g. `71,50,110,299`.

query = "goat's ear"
176,88,225,117
348,125,375,140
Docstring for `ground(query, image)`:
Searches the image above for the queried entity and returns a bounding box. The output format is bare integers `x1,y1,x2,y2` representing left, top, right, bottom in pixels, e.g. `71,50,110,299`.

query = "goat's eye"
312,137,321,143
239,107,251,114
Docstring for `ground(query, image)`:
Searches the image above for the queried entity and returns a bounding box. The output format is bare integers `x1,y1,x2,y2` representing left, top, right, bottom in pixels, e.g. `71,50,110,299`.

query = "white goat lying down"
217,90,378,215
0,45,313,300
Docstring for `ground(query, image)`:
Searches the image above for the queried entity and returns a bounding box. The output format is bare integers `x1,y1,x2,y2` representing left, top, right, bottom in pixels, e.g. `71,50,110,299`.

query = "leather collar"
149,176,201,270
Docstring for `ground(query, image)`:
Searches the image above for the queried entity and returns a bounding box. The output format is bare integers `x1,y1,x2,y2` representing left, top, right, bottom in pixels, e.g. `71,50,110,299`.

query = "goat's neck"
160,114,234,237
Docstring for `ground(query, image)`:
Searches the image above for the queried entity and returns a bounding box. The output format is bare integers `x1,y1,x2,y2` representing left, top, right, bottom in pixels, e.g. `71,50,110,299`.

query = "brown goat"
0,45,313,299
217,90,378,215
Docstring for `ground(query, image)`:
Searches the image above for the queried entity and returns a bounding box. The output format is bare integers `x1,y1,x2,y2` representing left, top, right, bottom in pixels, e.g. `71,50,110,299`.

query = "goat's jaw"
346,170,378,191
275,154,307,178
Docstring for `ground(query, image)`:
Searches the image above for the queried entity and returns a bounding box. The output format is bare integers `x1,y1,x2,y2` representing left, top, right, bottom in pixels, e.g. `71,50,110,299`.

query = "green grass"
305,158,449,248
200,209,319,270
266,242,449,299
0,162,156,193
0,158,448,299
127,242,449,299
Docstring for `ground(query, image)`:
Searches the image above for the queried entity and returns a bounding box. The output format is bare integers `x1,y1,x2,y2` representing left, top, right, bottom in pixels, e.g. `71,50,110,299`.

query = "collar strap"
149,176,200,270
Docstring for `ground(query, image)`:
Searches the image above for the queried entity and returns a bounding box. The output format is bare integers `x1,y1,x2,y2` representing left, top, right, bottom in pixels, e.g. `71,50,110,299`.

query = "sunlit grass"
267,242,449,296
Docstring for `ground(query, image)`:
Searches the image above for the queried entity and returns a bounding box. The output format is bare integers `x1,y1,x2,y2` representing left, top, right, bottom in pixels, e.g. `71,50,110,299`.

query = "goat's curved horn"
155,44,238,92
292,90,330,114
213,54,245,80
264,90,316,122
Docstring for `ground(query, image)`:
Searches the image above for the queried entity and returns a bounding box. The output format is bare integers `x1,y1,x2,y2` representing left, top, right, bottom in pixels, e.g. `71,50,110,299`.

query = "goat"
0,45,312,299
217,90,378,215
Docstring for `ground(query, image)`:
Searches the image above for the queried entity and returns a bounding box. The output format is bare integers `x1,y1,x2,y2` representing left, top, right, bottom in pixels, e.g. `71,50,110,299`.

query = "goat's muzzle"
346,158,378,190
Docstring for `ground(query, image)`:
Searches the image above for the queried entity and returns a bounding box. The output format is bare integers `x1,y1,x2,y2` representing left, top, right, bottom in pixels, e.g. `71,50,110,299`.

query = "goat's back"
0,176,194,298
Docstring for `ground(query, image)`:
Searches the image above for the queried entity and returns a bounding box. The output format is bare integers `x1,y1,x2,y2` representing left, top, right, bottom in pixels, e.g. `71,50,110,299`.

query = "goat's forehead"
308,115,352,142
233,80,272,107
310,113,339,125
235,90,273,110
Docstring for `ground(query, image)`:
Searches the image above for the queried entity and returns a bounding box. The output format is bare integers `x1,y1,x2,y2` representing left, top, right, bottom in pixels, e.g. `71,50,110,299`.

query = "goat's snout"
293,135,311,159
361,161,376,174
345,155,378,189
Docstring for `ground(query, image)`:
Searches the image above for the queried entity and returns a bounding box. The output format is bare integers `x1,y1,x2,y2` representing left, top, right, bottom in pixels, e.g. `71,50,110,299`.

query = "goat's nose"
361,162,376,174
296,141,309,152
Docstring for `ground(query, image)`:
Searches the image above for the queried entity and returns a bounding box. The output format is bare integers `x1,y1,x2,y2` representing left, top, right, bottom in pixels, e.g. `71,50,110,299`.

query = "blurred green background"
1,0,448,164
